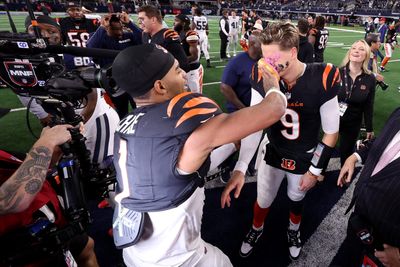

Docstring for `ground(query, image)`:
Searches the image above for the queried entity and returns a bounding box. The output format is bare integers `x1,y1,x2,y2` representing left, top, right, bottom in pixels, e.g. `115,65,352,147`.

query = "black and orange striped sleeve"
167,92,222,134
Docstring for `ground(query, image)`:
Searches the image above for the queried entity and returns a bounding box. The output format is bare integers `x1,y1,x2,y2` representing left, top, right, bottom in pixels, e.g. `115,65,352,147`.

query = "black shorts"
263,144,312,175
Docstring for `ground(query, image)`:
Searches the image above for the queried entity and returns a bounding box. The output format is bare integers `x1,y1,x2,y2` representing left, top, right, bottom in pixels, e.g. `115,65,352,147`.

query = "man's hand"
375,244,400,267
337,154,358,187
376,73,385,82
101,14,111,28
221,170,245,208
299,171,318,191
119,11,130,24
40,125,73,147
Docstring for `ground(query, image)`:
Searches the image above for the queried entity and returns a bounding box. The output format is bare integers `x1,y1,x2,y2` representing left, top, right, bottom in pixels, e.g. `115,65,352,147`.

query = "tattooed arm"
0,125,72,215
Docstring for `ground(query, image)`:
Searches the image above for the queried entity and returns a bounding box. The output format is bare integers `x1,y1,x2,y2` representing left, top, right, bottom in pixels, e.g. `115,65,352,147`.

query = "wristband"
310,142,334,170
264,88,287,108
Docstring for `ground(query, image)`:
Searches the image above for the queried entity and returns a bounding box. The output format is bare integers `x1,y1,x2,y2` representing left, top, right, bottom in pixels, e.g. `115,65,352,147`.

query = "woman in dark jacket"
338,39,376,165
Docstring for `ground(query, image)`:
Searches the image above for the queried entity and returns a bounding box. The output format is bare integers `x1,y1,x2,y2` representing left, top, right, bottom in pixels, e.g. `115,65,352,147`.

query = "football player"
228,10,240,57
379,23,398,71
309,16,329,62
221,21,340,260
192,7,211,68
174,14,203,93
111,43,286,267
59,1,98,70
138,5,190,73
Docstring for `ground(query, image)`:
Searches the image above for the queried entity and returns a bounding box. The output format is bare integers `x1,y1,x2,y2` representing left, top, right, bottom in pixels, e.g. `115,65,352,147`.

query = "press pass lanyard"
343,66,356,103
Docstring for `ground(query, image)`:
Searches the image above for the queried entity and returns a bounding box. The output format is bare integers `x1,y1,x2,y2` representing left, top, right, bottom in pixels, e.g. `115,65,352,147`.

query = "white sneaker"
239,226,263,257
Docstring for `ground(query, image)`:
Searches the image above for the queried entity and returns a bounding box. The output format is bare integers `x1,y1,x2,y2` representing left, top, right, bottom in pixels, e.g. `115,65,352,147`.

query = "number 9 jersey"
59,16,98,70
250,63,340,174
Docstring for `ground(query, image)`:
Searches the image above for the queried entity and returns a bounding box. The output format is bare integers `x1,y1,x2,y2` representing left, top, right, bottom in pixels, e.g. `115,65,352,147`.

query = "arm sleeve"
320,96,340,134
87,26,107,49
220,19,229,36
233,88,264,174
363,77,376,132
17,96,48,119
209,143,237,171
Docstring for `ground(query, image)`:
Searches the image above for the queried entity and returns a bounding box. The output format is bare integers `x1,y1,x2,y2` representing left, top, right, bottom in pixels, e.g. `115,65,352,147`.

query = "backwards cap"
112,44,175,98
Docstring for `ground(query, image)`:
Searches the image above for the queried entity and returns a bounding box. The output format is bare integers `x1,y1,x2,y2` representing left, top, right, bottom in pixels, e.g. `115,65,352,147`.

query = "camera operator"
20,15,120,165
366,33,388,90
87,11,142,118
0,125,99,267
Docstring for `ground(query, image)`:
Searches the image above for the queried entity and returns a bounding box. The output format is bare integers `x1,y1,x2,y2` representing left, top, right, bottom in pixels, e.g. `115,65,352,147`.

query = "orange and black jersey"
386,27,397,44
58,17,98,46
243,16,254,31
310,28,329,62
114,93,221,211
142,28,190,72
250,63,340,156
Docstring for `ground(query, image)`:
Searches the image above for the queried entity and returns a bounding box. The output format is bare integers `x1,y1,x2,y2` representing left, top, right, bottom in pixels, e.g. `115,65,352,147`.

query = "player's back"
313,28,329,62
193,15,208,35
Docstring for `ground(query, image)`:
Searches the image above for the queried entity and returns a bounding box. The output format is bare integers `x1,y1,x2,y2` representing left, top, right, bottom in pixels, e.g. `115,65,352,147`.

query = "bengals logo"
281,158,296,171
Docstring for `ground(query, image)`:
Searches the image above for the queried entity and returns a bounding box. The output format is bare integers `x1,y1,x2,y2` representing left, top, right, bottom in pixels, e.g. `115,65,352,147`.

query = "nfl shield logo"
4,62,37,87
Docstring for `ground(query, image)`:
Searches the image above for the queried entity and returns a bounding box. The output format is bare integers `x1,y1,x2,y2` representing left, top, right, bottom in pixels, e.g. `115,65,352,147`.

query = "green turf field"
0,14,399,153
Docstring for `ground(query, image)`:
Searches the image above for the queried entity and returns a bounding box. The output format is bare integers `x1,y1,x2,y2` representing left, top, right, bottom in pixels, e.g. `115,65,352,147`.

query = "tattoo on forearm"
0,146,52,213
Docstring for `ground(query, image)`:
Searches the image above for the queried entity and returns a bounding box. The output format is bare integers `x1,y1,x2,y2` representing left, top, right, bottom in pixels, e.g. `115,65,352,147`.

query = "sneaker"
206,59,212,68
379,66,386,72
240,227,263,257
233,53,237,57
227,54,231,58
287,229,302,260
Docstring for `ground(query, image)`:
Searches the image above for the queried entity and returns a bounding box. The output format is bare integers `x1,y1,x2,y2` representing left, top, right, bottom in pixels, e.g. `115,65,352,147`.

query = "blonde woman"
338,40,376,165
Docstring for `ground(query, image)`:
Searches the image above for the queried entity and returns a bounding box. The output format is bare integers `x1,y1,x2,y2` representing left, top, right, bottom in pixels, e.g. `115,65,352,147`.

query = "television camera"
0,20,122,265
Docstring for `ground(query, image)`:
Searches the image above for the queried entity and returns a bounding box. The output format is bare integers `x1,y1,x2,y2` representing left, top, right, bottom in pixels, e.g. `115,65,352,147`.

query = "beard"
174,24,183,32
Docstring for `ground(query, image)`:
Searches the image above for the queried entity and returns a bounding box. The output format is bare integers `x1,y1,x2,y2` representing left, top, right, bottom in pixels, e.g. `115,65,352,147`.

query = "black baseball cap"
112,44,176,98
66,1,80,9
25,15,60,30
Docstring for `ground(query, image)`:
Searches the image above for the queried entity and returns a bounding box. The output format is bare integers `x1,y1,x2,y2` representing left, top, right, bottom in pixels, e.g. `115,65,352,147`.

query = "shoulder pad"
163,29,180,42
167,92,221,133
186,30,199,43
321,63,341,91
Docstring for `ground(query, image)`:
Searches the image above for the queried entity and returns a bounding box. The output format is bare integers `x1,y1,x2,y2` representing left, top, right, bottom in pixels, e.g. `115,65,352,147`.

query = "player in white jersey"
192,8,211,68
228,10,240,57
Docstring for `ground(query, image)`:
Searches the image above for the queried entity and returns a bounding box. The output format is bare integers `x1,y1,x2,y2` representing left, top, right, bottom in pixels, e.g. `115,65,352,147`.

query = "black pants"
219,32,228,59
339,121,361,166
110,92,136,119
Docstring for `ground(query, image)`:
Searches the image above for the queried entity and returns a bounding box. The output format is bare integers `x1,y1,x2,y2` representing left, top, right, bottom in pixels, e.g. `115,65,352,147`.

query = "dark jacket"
351,107,400,247
298,35,314,63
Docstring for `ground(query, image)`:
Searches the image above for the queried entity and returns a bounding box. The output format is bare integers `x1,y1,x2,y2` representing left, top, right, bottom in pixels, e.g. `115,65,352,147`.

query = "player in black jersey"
174,14,203,93
59,2,98,70
138,5,190,72
221,21,340,260
111,44,286,267
380,24,398,71
309,16,329,62
241,10,254,37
